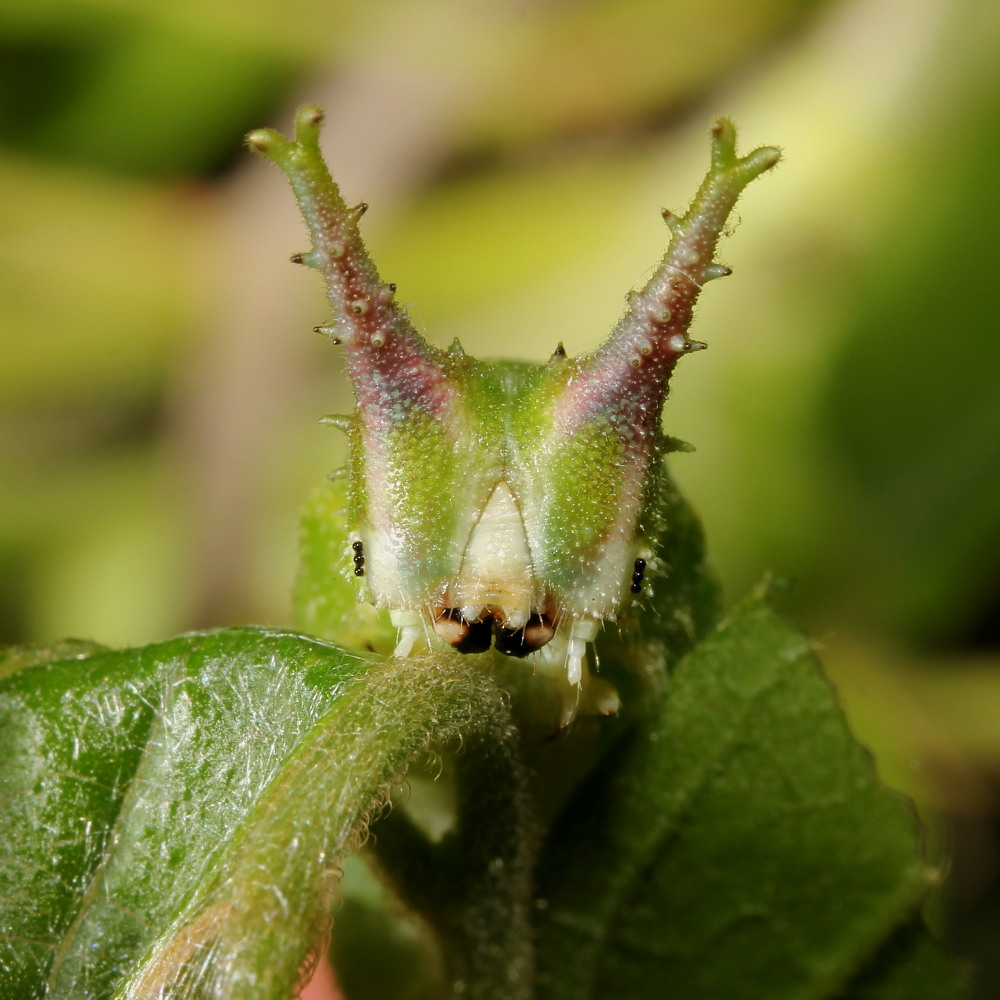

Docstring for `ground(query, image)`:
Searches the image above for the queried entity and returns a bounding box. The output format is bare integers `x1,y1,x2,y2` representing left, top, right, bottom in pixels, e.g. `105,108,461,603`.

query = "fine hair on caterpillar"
249,107,779,724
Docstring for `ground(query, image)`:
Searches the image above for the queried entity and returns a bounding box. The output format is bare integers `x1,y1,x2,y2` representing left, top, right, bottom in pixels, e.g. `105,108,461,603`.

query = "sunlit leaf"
0,627,517,999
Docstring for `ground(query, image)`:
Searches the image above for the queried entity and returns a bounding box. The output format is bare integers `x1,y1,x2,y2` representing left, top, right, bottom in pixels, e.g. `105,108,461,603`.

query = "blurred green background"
1,0,998,992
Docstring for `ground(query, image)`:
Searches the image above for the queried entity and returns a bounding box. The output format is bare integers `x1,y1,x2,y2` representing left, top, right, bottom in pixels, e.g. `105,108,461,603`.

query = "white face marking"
451,481,534,628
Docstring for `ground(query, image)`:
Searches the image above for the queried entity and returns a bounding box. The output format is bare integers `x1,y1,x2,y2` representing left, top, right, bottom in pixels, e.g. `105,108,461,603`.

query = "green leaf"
329,865,445,1000
834,921,970,1000
0,627,521,999
533,590,967,1000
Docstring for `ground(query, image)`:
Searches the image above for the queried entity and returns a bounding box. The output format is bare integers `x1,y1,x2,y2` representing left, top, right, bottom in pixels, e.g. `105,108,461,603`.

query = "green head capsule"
249,108,779,710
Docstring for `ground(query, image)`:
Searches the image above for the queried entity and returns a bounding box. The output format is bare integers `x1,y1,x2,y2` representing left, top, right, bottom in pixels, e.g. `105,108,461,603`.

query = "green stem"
121,653,519,1000
369,704,537,1000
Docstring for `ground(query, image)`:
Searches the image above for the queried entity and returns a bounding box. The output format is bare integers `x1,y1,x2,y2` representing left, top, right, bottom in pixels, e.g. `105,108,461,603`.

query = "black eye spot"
495,613,556,658
352,540,364,553
494,626,527,657
433,608,492,654
523,614,557,650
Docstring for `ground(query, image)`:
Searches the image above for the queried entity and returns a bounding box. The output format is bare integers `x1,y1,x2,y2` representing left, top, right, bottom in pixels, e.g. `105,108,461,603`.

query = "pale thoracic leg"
564,619,599,686
391,609,424,658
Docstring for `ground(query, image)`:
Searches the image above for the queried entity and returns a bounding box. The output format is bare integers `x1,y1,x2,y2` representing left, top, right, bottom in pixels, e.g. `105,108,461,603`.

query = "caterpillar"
248,108,779,725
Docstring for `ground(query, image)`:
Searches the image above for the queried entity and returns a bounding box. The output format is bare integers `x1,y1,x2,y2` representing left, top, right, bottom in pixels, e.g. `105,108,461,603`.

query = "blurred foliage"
820,84,1000,650
0,0,998,994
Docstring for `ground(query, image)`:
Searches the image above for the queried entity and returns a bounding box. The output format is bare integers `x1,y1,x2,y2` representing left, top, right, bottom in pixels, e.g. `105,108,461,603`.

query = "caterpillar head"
248,108,778,707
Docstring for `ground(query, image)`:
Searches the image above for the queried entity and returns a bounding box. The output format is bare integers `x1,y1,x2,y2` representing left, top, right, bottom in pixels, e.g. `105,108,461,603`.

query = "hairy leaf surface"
0,628,519,999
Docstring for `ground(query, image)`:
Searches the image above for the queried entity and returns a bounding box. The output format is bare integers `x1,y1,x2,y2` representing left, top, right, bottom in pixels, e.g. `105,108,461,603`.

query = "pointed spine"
247,107,456,423
319,414,352,431
570,119,779,424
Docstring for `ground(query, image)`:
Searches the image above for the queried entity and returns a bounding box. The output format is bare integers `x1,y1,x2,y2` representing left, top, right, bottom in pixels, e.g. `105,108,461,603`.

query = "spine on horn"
246,106,455,422
569,119,780,428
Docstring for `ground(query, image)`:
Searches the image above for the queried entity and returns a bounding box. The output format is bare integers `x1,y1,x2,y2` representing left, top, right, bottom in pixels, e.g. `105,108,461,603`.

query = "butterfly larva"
249,109,779,722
